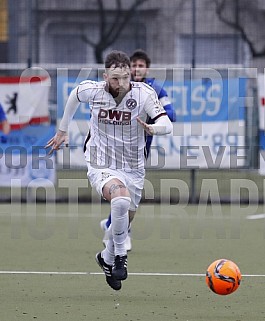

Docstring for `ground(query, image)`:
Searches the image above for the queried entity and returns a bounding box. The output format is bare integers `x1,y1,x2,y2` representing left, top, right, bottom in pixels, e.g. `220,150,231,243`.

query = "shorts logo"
126,98,137,110
101,172,113,182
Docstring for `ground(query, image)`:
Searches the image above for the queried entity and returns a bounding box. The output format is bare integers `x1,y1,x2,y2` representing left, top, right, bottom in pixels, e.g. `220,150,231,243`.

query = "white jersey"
77,80,166,171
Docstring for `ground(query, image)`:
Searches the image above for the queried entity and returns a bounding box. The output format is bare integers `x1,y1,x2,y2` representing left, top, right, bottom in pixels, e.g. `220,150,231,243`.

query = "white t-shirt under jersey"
60,80,167,171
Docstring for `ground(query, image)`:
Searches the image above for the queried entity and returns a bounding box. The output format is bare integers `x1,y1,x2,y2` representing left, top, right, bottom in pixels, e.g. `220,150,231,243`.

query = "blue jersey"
144,78,176,158
0,104,7,122
145,78,176,122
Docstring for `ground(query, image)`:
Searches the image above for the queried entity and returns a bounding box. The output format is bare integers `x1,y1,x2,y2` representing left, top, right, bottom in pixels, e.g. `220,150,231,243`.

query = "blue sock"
106,213,111,228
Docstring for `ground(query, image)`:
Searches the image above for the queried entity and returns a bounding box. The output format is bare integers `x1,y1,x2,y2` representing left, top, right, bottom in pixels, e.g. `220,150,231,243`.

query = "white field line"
0,271,263,277
245,213,265,220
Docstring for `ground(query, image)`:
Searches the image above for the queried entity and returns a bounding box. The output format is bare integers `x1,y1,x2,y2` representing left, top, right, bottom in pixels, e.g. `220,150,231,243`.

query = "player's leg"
123,210,137,251
100,213,112,248
100,185,139,252
122,170,145,252
100,214,111,247
106,214,111,228
87,167,129,289
102,178,131,280
99,165,143,251
100,212,132,251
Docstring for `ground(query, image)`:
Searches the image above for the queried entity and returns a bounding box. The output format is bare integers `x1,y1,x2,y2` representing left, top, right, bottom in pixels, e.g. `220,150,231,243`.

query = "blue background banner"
0,125,56,152
0,124,56,186
57,76,246,122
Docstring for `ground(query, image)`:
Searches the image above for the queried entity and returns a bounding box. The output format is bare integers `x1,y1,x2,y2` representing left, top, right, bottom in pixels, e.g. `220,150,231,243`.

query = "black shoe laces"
114,255,127,269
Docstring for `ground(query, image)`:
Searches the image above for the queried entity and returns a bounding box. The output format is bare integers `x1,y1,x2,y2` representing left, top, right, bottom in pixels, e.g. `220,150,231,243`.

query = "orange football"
206,259,242,295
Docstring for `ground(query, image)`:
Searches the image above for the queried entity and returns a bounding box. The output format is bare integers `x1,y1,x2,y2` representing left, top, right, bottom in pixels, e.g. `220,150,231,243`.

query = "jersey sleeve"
58,86,80,132
152,83,176,122
144,88,167,121
76,80,96,103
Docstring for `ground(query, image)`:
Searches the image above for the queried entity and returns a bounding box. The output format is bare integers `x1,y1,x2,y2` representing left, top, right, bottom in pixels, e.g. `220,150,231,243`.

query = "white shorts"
86,163,145,211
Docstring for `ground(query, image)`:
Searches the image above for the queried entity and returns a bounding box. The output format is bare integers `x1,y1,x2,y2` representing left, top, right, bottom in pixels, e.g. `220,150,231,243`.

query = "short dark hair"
130,49,151,68
104,50,130,69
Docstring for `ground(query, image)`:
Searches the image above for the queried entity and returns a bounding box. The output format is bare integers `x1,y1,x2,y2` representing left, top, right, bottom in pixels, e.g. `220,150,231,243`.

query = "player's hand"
45,130,69,155
137,117,154,135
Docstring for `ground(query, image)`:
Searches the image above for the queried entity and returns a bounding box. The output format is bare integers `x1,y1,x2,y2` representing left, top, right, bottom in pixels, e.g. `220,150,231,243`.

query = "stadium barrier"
0,64,262,203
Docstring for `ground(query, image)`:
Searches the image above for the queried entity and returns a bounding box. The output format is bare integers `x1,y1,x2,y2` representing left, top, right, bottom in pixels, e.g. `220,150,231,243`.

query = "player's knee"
111,196,131,214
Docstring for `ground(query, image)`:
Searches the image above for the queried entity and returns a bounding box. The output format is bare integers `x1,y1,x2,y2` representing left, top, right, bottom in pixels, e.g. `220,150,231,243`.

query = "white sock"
111,196,131,257
102,225,115,266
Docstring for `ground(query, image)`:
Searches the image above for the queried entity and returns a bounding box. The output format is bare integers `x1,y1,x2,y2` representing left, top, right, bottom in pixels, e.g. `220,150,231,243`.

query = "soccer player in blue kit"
0,103,11,138
100,49,176,251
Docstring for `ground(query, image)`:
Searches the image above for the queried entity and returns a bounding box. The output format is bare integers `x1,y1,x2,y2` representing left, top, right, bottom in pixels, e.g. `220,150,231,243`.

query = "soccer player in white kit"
100,49,177,251
46,50,172,291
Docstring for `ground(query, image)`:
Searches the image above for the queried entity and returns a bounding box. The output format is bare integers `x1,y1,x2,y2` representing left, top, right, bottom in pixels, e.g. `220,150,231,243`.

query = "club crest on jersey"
126,98,137,110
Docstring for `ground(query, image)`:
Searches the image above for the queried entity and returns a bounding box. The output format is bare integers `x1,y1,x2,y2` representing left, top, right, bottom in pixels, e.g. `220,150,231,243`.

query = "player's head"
104,50,131,96
130,49,151,82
